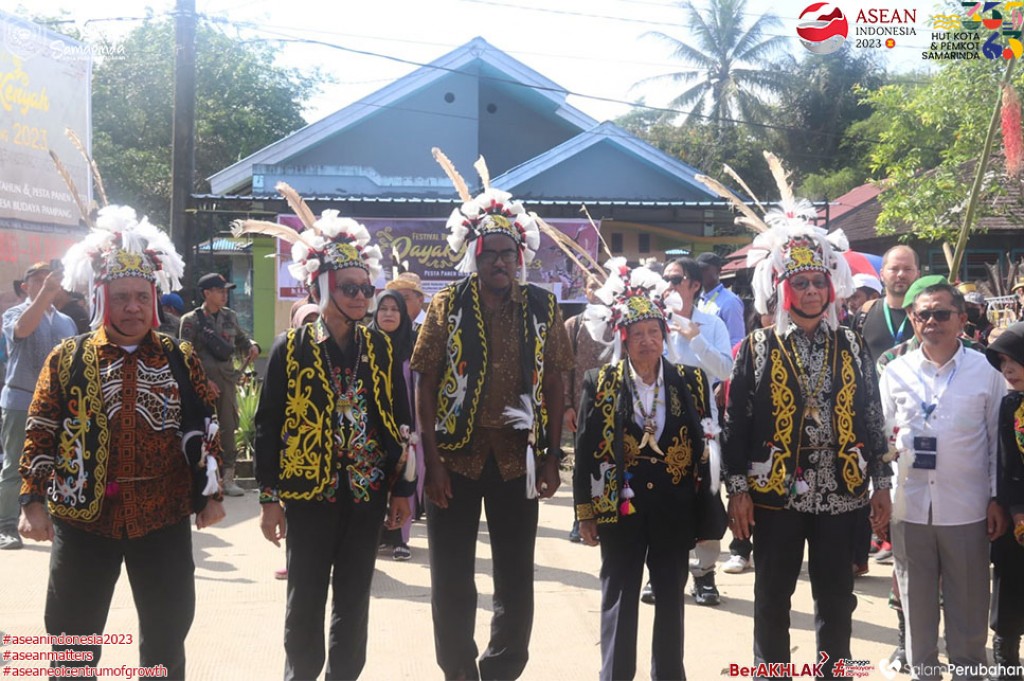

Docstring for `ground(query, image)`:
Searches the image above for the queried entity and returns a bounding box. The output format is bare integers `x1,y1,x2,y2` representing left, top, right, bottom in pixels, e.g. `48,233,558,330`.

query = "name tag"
912,435,937,470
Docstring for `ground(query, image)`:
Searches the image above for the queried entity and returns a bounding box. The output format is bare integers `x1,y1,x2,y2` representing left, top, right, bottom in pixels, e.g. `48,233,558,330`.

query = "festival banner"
275,216,599,303
0,12,92,226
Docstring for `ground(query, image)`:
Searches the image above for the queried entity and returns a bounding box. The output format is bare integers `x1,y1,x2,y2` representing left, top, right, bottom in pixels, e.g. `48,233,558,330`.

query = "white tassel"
401,427,418,482
203,456,220,496
524,440,538,499
503,394,539,499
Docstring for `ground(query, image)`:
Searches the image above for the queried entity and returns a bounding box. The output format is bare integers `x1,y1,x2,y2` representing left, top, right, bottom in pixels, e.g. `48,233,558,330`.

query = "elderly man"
241,199,414,680
574,260,718,681
723,218,891,677
413,152,573,680
19,206,224,677
179,273,260,496
385,271,427,329
0,262,77,550
858,245,920,360
880,281,1007,681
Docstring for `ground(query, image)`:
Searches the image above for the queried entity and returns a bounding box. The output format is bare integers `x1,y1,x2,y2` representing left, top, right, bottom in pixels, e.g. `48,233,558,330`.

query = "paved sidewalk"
1,478,931,679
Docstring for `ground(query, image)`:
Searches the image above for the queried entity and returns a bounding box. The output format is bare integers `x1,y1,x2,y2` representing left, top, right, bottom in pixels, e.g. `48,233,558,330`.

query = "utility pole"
170,0,197,283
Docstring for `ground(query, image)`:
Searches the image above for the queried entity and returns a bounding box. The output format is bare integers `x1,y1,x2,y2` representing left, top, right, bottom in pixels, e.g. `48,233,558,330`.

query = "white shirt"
879,345,1003,526
628,358,665,442
666,307,734,383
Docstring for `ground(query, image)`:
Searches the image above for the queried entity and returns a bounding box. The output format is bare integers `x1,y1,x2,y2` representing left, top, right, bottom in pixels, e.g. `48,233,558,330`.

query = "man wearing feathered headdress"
572,258,722,680
410,150,573,680
705,152,892,677
18,205,225,679
237,185,414,680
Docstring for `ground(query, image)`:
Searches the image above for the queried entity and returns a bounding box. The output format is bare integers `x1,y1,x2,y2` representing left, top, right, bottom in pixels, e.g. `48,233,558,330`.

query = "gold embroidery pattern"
527,292,553,451
755,348,795,496
669,385,683,418
51,338,109,521
364,327,399,443
279,329,334,501
623,433,640,464
834,349,865,493
664,433,693,484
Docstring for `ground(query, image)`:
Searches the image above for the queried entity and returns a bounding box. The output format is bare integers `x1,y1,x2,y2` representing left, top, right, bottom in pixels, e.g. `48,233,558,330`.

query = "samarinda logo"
797,2,849,54
2,16,46,62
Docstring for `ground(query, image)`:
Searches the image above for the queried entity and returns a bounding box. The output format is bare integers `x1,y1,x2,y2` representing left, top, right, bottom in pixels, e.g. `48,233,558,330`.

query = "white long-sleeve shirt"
879,345,1003,526
666,307,734,383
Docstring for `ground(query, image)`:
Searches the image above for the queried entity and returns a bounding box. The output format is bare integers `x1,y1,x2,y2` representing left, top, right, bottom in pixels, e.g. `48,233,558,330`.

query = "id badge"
912,435,937,470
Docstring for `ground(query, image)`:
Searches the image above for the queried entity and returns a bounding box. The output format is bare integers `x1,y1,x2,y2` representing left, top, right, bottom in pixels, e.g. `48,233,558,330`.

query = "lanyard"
703,285,722,307
883,304,910,344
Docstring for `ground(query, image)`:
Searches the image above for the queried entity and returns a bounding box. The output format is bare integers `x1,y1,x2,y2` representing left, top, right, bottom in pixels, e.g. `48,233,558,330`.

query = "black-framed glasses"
914,309,954,322
790,276,829,291
477,249,518,265
665,275,689,286
335,283,376,298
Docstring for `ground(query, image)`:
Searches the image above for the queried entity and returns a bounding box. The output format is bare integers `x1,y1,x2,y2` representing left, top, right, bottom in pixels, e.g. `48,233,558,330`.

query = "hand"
579,519,599,546
386,495,411,530
537,455,561,499
248,344,260,362
1013,513,1024,547
196,499,225,530
564,407,578,434
19,502,53,542
207,380,221,398
424,459,453,509
987,499,1009,541
673,317,701,341
870,489,892,540
714,383,725,411
41,270,62,297
727,492,754,541
260,503,287,547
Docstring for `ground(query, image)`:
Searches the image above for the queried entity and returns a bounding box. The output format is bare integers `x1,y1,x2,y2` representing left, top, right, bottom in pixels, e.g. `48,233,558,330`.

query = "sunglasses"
478,249,519,265
665,275,689,286
789,277,829,291
913,309,954,322
335,283,376,299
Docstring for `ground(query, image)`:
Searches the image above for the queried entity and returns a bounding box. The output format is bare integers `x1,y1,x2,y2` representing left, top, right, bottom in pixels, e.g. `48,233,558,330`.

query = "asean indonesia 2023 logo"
797,2,849,54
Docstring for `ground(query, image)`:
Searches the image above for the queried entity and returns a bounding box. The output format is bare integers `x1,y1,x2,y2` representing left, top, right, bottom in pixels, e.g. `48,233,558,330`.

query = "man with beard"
412,150,573,680
858,245,920,361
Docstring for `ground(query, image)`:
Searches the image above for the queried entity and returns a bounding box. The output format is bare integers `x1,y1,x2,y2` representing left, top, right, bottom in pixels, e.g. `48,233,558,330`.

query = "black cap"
986,321,1024,371
696,252,726,269
197,273,236,290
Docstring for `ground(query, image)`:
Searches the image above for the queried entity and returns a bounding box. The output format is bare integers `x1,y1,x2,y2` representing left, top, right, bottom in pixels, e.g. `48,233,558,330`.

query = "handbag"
195,310,235,362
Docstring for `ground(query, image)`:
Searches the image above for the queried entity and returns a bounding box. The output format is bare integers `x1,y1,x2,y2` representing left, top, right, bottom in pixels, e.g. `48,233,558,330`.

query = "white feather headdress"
432,148,540,283
696,151,853,332
582,258,681,364
231,183,382,286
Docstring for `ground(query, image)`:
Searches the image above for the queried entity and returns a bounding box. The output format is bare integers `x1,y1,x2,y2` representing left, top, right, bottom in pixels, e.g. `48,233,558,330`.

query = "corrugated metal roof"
191,194,743,208
196,237,252,253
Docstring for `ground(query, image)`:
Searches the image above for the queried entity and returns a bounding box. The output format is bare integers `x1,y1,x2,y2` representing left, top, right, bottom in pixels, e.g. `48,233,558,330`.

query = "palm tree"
639,0,791,126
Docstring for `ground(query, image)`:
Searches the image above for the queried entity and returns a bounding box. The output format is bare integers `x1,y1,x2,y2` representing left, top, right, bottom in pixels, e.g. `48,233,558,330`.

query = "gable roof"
490,121,717,199
208,37,599,195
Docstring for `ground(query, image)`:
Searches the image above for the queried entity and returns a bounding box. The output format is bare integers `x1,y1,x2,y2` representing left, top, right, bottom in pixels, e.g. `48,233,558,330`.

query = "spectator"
858,245,920,360
696,252,746,346
158,293,186,338
0,262,77,550
385,272,427,330
845,273,882,321
179,273,260,497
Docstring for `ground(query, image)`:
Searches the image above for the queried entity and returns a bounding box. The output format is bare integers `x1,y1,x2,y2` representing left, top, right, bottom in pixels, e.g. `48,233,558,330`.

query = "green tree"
862,58,1016,242
90,19,324,226
638,0,790,126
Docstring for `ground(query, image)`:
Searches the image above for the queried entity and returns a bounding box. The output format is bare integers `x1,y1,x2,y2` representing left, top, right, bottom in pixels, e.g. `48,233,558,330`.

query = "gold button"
646,482,654,490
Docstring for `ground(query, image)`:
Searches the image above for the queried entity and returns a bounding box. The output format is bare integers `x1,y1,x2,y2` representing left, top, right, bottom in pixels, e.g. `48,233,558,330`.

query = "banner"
276,217,600,303
0,12,92,226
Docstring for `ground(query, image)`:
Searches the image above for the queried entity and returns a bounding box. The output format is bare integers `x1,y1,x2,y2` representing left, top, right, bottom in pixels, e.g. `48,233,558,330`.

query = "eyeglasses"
477,249,519,265
335,283,376,298
789,276,829,291
914,309,954,322
665,275,689,286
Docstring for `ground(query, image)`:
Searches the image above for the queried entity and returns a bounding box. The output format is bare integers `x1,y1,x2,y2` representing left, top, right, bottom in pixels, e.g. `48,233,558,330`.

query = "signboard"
0,12,92,226
275,217,600,303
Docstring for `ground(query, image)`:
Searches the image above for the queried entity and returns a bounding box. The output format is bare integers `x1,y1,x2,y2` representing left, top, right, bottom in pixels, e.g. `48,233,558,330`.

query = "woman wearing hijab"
371,290,418,560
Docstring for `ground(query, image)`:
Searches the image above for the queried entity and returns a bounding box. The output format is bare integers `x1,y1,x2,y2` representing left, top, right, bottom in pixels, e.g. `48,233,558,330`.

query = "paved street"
1,475,939,679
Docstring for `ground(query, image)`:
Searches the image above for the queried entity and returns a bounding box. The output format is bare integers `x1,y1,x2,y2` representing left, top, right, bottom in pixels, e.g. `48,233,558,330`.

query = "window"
638,233,651,254
611,233,623,254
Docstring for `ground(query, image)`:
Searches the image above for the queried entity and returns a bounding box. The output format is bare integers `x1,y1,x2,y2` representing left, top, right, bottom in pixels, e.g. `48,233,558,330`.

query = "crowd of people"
3,147,1024,681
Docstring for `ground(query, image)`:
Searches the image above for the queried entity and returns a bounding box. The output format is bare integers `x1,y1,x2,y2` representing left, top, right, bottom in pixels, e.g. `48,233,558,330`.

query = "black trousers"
596,465,693,681
991,530,1024,638
46,517,195,680
283,495,385,681
427,458,538,681
752,507,858,680
851,505,873,566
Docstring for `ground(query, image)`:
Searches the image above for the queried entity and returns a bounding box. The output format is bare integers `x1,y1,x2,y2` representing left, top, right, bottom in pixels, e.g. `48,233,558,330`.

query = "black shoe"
568,520,582,543
640,580,655,605
691,572,721,606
